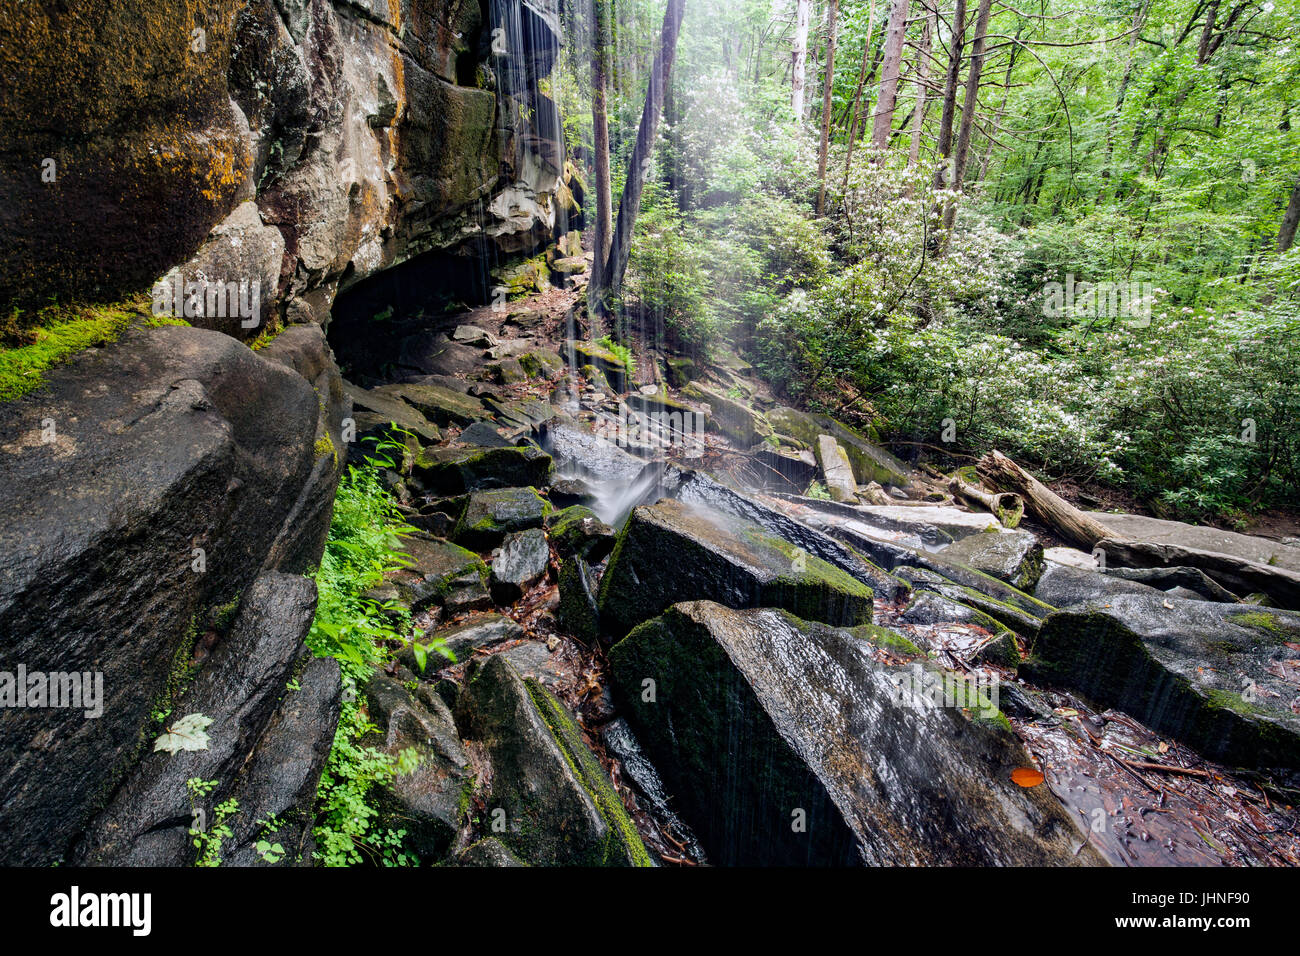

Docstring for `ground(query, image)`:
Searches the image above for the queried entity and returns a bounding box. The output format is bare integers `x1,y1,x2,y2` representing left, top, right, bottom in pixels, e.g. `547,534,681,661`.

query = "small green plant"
596,335,637,377
186,779,237,867
805,480,831,500
307,449,453,867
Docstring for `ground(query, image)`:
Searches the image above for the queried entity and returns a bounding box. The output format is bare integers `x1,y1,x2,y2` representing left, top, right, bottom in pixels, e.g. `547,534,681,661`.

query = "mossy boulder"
454,487,552,550
941,530,1045,591
484,396,558,431
518,349,565,380
343,379,442,446
664,356,700,388
375,382,487,427
769,406,911,488
895,566,1048,639
624,391,709,442
417,612,522,666
1025,597,1300,769
388,533,489,612
487,358,528,385
898,589,1016,644
598,498,874,639
567,340,627,392
362,673,471,862
413,445,554,495
557,556,601,645
681,381,773,446
546,505,616,562
454,654,651,866
607,602,1102,865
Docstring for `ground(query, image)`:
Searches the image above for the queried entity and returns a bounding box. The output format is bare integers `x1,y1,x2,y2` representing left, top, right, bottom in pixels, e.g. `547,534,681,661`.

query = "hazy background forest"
550,0,1300,524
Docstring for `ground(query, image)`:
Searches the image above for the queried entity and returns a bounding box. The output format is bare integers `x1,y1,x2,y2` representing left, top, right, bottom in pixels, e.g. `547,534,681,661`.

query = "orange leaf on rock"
1011,767,1045,787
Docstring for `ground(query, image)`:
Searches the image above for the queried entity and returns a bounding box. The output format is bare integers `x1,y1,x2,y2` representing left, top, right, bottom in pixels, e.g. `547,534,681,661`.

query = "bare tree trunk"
871,0,910,150
1278,177,1300,253
908,0,934,165
940,0,991,234
601,0,687,312
792,0,812,120
816,0,841,215
588,0,613,305
948,477,1023,528
933,0,966,188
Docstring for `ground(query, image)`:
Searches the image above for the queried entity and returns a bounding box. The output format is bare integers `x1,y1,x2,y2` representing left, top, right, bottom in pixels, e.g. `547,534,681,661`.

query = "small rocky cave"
327,243,513,384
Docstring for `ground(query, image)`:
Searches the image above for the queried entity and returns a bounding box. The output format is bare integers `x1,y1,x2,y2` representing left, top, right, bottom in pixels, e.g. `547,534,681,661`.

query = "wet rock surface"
1026,596,1300,770
598,497,875,639
609,602,1102,865
0,326,343,866
940,529,1045,590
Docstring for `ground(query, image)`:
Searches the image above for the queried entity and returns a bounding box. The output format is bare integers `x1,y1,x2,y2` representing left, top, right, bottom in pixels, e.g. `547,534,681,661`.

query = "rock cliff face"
0,324,348,865
0,0,571,333
0,0,573,866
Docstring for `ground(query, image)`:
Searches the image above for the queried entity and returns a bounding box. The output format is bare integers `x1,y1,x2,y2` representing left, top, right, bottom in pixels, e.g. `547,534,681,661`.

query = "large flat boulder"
670,468,908,602
343,379,443,444
1095,513,1300,573
786,505,1053,635
373,381,487,428
387,533,488,612
0,326,333,865
1096,536,1300,610
1026,597,1300,769
598,498,875,639
854,504,1003,542
940,529,1044,591
609,602,1102,865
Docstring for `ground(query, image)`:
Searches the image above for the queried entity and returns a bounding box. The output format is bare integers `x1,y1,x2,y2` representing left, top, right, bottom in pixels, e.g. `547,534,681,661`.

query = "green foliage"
186,778,237,868
595,335,637,376
307,451,451,867
0,298,146,402
623,185,717,351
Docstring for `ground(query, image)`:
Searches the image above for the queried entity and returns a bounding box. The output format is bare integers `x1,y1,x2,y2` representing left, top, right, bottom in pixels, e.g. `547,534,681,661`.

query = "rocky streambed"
3,302,1299,868
315,306,1300,867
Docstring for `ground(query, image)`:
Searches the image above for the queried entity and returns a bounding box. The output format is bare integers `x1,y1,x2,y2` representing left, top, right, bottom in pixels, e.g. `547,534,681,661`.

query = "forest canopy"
553,0,1300,522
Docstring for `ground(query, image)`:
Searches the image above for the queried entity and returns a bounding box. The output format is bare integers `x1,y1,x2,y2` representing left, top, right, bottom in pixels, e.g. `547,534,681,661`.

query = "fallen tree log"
947,477,1024,529
976,450,1119,550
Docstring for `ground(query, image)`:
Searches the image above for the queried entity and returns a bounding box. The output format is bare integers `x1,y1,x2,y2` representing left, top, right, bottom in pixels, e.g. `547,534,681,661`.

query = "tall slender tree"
816,0,841,215
941,0,992,234
600,0,688,316
908,0,934,166
792,0,812,120
933,0,966,188
872,0,910,150
588,0,613,307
